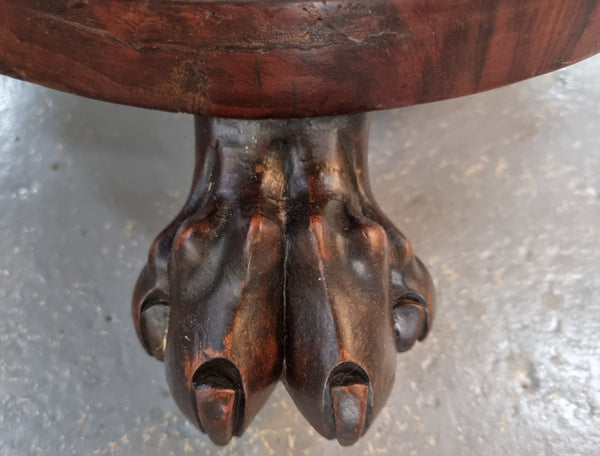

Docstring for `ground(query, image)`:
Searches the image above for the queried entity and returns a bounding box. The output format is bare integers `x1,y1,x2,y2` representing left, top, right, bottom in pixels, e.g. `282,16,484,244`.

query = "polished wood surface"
1,0,599,118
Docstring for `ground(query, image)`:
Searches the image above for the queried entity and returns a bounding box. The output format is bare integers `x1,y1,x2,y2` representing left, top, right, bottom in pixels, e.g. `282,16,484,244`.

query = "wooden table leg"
132,114,435,446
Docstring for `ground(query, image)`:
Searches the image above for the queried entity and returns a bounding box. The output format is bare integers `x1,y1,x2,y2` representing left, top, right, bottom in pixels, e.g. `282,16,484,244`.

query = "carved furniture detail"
1,0,599,446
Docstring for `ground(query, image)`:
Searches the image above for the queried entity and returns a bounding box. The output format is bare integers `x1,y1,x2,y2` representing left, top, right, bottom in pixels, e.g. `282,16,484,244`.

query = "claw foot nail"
328,363,372,446
393,301,427,353
331,384,369,445
193,360,244,445
140,300,169,361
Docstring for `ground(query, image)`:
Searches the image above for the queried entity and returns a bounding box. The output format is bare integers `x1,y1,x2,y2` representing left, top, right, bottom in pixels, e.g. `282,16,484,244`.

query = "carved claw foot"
132,114,435,446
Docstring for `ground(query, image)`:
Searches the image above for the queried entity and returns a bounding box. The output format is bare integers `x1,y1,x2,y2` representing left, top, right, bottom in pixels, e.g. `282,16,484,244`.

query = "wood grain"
1,0,599,118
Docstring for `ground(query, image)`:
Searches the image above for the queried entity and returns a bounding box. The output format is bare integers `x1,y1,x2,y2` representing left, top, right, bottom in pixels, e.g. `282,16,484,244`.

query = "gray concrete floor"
1,55,599,456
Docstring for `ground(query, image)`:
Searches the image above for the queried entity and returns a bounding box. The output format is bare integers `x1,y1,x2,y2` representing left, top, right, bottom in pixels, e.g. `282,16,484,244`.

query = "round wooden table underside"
1,0,599,118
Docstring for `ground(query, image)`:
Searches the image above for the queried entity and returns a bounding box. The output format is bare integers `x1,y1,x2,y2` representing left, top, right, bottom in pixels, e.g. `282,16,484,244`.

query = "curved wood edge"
1,0,599,118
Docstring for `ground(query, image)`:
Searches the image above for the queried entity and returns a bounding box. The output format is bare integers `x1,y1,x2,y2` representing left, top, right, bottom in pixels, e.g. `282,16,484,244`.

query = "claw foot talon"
192,359,245,445
132,114,435,445
139,300,169,360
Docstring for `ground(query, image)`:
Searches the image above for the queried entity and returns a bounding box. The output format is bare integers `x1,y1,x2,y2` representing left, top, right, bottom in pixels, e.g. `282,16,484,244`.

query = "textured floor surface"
0,55,599,456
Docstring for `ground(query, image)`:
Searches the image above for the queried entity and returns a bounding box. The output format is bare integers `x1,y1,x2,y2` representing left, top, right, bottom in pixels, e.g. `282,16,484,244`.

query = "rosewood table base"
132,114,435,445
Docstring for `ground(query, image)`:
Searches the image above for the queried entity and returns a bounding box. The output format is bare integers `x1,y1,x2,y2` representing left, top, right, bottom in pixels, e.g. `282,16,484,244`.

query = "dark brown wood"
1,0,599,118
132,114,435,445
3,0,599,446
